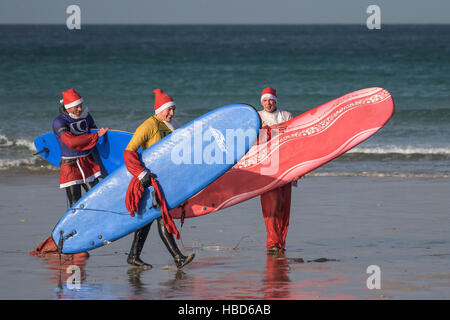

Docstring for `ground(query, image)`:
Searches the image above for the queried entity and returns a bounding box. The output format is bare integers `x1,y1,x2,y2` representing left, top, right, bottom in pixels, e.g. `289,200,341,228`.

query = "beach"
0,24,449,301
1,173,449,300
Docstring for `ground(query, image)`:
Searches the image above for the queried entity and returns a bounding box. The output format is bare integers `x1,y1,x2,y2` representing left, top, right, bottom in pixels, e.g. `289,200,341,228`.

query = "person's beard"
68,107,88,119
164,118,180,131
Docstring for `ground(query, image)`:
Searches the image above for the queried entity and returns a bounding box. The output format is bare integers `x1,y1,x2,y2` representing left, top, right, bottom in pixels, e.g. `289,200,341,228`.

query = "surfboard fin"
57,231,64,265
33,147,49,156
177,201,188,228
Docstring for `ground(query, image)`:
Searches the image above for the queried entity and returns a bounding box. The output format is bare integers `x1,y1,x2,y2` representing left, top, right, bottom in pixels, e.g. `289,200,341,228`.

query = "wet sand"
0,173,449,299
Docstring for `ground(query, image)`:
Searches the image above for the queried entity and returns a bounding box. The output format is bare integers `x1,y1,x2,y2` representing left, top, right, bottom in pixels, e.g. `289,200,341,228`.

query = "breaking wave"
0,134,36,152
0,134,448,176
0,157,58,173
0,135,57,173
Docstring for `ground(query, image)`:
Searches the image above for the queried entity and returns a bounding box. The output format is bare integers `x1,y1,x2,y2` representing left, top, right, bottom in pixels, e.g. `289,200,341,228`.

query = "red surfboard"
171,87,394,220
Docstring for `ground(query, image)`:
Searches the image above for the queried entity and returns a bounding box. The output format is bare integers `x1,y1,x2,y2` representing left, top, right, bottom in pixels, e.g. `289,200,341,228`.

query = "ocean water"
0,25,449,177
1,25,450,301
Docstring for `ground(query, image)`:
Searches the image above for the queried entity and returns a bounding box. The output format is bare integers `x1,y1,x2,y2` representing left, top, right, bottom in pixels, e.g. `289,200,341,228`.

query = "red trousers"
260,183,292,250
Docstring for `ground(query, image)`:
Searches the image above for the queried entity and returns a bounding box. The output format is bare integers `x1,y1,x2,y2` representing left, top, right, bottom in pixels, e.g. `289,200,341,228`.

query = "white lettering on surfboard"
170,121,258,165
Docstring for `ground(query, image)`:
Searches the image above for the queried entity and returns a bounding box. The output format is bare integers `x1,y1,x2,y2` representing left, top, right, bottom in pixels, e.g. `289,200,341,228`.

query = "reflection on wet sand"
126,267,149,297
13,175,450,299
263,254,291,299
35,253,89,299
33,246,356,300
147,252,356,300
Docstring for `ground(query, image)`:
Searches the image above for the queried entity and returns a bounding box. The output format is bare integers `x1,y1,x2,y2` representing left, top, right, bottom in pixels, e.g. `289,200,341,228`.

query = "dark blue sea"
1,25,449,177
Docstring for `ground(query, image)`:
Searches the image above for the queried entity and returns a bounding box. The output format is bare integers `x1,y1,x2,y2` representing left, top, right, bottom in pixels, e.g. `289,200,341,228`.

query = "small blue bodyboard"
51,104,260,253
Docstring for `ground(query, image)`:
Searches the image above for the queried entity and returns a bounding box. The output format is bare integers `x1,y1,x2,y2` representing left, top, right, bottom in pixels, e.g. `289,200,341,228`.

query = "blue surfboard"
34,129,135,175
51,104,260,254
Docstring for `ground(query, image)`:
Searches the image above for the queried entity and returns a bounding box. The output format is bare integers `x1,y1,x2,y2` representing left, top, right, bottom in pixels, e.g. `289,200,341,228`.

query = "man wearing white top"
258,87,293,256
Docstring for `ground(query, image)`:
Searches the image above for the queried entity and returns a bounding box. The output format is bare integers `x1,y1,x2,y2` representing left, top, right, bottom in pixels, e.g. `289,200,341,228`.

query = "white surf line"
276,127,381,180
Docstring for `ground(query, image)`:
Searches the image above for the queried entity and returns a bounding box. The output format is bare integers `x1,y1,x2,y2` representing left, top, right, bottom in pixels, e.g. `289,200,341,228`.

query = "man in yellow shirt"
123,88,194,269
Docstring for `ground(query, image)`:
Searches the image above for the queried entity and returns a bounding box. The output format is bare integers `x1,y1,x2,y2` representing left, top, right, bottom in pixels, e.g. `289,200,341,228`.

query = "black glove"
139,170,157,188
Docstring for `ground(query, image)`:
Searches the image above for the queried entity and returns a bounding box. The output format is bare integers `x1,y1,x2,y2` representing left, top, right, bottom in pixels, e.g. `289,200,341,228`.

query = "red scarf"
123,150,180,239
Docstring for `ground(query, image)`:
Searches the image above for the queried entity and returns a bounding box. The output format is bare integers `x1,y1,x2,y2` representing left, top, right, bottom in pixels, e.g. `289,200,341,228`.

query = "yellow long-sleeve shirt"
126,115,172,152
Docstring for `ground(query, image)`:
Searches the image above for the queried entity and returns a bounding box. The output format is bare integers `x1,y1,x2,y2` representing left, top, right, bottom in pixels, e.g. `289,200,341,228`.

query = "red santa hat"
261,87,277,103
61,88,84,109
154,88,176,114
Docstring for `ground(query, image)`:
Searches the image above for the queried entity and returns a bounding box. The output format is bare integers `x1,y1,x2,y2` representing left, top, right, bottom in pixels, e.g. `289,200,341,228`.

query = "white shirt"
258,108,292,127
258,108,300,185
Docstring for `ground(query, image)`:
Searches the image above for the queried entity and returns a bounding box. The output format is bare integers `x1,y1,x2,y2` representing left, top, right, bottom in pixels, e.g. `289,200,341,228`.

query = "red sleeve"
123,150,146,177
123,150,179,238
61,132,98,151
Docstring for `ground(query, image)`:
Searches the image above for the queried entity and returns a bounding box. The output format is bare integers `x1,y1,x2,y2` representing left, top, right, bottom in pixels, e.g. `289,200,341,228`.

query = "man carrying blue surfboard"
123,88,194,269
30,89,109,256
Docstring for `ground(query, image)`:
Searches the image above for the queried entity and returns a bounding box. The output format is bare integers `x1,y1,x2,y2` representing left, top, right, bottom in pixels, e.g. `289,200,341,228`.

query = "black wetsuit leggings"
65,179,99,207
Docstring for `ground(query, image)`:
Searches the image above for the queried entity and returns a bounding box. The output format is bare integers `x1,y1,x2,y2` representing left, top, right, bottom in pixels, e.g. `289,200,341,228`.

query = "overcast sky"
0,0,449,24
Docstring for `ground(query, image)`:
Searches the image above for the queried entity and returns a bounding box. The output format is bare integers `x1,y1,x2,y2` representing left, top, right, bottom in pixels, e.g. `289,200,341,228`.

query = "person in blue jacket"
30,89,109,256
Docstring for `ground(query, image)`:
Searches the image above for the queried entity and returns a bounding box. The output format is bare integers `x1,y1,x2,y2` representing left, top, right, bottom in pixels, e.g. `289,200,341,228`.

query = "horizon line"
0,22,449,26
